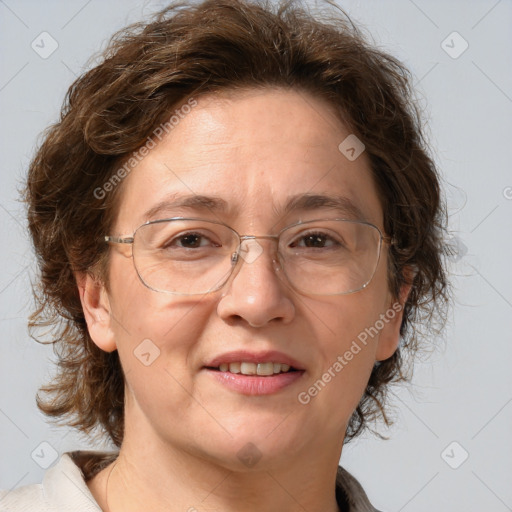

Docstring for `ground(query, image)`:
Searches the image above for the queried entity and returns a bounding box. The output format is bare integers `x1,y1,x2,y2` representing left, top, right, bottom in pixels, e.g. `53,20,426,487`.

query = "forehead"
114,88,383,232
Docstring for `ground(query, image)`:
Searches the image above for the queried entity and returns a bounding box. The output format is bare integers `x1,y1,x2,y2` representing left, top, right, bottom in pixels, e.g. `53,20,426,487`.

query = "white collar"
42,453,102,511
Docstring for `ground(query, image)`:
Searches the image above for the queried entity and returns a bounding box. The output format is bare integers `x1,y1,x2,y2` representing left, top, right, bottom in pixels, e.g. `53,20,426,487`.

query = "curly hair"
25,0,449,448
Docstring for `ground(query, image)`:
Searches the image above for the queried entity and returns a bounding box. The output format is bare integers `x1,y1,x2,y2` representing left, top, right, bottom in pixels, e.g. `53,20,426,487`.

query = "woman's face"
85,88,405,470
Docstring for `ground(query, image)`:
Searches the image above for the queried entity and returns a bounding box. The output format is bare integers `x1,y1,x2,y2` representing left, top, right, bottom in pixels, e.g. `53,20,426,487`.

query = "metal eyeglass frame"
104,216,395,296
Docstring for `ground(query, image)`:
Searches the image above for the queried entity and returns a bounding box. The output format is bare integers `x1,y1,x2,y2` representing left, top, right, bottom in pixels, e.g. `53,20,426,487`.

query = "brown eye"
162,231,222,250
290,231,340,249
175,233,207,248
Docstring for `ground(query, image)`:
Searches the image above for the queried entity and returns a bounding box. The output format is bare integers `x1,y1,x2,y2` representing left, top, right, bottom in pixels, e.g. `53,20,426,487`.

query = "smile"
208,361,295,375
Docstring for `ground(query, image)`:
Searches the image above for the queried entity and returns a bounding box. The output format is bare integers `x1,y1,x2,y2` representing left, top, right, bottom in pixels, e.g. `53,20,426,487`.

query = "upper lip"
204,350,306,370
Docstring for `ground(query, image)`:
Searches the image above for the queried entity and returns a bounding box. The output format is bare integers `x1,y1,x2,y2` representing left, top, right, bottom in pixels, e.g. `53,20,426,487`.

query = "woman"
1,0,448,510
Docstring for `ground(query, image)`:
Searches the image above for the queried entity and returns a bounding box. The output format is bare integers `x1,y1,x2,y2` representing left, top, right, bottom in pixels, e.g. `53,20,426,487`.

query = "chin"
194,421,306,470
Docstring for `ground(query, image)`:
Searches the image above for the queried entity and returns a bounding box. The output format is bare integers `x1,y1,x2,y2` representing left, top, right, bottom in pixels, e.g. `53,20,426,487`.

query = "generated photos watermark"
297,301,403,405
93,97,198,200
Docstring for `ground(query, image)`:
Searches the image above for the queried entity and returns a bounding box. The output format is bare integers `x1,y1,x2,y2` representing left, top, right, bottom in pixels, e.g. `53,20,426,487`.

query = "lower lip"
204,368,305,395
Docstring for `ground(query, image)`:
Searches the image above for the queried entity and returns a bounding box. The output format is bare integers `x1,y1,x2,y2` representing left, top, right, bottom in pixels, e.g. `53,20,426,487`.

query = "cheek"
297,290,388,417
303,289,386,355
109,290,217,442
108,252,208,342
107,254,212,390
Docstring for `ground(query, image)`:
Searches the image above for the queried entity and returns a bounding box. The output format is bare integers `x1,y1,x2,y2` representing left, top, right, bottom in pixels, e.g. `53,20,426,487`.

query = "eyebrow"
142,193,367,223
282,193,367,222
142,194,230,222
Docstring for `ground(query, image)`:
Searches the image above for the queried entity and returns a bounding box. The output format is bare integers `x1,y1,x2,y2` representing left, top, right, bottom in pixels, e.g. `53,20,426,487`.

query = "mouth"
202,350,306,395
204,361,300,376
203,360,305,396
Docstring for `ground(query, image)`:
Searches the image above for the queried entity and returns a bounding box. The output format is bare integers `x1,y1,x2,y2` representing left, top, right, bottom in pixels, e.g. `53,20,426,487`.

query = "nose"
216,238,295,327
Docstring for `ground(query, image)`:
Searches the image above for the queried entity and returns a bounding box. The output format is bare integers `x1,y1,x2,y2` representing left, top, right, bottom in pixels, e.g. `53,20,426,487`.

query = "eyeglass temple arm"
104,236,134,244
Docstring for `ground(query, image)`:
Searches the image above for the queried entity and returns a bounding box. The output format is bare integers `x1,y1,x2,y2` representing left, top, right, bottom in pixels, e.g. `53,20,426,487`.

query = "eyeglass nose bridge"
231,234,282,269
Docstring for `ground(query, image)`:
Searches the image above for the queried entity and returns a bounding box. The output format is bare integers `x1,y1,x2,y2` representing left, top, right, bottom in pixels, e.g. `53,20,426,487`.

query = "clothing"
0,451,381,511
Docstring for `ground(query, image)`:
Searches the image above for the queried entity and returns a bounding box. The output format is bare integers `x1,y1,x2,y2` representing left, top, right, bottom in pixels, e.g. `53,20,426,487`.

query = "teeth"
228,362,240,373
257,362,274,376
241,362,257,375
217,362,293,375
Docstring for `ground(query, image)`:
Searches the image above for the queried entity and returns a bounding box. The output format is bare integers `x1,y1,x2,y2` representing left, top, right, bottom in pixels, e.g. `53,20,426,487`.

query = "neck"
90,426,344,512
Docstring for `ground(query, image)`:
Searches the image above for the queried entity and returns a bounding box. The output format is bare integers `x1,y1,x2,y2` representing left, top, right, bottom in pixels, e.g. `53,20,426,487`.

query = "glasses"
105,217,392,296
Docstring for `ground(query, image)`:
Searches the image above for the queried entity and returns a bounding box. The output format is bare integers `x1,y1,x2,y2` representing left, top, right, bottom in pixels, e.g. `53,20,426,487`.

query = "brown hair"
25,0,449,447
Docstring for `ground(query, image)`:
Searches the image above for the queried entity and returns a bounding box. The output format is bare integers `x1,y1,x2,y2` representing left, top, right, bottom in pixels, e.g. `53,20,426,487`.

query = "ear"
76,272,117,352
375,267,415,361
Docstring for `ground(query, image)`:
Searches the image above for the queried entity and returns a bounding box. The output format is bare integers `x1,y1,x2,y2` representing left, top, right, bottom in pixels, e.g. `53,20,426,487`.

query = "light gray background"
1,1,511,511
